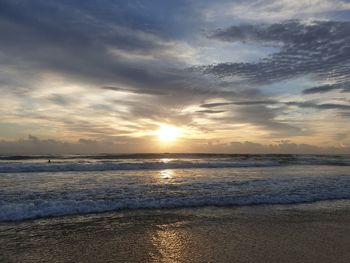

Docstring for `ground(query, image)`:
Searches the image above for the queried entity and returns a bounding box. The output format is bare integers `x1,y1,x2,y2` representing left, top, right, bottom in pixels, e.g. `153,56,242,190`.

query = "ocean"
1,154,349,222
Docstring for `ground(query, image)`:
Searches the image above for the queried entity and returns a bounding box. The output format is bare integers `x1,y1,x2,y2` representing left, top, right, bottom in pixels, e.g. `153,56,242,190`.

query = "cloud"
0,0,233,137
197,20,350,86
196,110,225,114
199,99,350,112
200,100,278,108
0,0,204,96
202,0,350,22
46,94,73,105
0,1,349,151
197,98,350,136
340,111,350,118
0,136,349,154
225,105,302,136
220,140,350,154
286,101,350,110
0,135,155,154
303,83,350,94
200,102,234,108
197,100,302,136
101,86,167,96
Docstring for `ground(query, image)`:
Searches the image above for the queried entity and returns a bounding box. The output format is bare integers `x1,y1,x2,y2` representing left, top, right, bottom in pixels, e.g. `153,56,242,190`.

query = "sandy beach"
1,200,349,263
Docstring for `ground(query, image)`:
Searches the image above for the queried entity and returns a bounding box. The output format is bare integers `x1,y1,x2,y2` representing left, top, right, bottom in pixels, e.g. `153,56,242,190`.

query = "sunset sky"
1,0,350,154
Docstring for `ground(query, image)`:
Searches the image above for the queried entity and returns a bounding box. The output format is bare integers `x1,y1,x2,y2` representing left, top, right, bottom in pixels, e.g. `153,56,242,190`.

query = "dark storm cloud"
303,83,350,94
197,20,350,85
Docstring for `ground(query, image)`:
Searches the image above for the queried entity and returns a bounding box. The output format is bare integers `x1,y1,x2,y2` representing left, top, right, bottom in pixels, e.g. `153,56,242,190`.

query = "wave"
1,153,349,160
1,175,349,221
1,191,349,222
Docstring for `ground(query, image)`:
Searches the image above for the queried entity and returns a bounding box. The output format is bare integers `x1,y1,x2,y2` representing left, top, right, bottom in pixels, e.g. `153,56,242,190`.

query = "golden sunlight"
156,125,182,142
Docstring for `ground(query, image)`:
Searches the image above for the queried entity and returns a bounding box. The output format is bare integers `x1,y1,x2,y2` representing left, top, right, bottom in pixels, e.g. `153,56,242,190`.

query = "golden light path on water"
160,169,174,179
152,162,191,262
151,226,193,262
159,158,174,179
159,156,178,181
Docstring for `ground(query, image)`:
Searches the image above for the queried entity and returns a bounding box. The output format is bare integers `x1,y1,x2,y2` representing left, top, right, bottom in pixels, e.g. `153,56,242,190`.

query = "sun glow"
156,125,181,142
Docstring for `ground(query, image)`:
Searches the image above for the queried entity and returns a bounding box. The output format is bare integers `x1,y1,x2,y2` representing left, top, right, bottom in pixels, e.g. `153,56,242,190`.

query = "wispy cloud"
101,86,167,96
202,0,350,22
303,83,350,94
286,101,350,110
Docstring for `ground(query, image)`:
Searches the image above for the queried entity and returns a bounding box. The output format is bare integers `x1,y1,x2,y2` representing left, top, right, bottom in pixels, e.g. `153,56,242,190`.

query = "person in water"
48,159,51,163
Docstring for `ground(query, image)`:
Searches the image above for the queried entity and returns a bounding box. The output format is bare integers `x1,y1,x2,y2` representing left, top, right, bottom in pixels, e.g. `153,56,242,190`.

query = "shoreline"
1,200,350,263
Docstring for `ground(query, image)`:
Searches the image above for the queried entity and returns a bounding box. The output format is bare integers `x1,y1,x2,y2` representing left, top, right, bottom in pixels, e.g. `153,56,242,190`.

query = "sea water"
0,154,349,221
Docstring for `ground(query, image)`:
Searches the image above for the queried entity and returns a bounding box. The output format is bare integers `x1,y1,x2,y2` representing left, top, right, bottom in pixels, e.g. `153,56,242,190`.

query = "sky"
0,0,350,154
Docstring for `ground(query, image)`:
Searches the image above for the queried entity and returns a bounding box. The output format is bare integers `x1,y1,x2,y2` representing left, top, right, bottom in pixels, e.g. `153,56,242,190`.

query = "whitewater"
0,154,349,221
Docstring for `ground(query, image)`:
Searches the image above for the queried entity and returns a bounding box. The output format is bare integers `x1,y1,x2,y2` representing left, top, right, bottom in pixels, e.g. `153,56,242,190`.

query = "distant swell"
0,158,349,173
0,161,281,173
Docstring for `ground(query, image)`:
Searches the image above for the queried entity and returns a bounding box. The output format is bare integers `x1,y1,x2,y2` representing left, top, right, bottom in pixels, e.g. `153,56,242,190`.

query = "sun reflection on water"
160,169,173,179
151,226,191,262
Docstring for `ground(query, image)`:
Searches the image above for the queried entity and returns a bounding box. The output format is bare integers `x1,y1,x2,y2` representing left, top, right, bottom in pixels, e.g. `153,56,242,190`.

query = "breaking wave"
1,174,349,221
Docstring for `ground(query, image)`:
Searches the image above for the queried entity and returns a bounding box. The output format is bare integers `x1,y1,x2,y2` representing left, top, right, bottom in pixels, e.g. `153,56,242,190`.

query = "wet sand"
1,201,350,263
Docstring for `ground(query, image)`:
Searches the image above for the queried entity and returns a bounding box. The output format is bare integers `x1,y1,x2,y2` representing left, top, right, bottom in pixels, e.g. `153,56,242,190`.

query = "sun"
156,125,181,142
